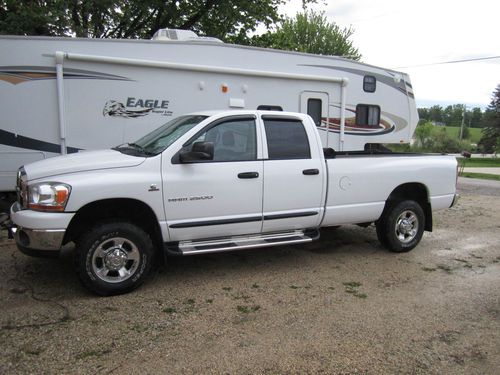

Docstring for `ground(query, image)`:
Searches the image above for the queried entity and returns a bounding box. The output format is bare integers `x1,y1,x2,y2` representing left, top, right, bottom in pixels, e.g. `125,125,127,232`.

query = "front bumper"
10,202,73,255
12,226,66,252
450,193,460,208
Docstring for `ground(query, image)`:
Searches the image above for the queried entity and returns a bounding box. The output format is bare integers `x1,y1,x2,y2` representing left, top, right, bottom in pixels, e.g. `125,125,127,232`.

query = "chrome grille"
16,167,27,208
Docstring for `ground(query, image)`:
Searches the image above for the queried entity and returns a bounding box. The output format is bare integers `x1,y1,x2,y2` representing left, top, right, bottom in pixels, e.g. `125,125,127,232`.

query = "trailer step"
166,229,319,256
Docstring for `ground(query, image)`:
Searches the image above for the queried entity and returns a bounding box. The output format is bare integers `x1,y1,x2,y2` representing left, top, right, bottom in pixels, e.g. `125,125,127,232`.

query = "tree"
0,0,317,41
428,105,444,123
414,121,433,149
470,107,483,128
478,84,500,153
249,10,361,60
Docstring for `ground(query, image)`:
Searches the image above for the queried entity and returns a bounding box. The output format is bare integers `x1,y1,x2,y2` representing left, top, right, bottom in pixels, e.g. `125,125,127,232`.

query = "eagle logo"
103,100,153,118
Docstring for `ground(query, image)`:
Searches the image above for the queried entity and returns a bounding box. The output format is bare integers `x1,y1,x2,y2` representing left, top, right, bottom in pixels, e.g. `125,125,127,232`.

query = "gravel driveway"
0,181,499,374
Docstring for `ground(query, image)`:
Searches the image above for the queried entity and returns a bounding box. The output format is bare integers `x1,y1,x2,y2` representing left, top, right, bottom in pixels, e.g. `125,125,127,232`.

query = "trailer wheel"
376,200,425,252
74,222,154,296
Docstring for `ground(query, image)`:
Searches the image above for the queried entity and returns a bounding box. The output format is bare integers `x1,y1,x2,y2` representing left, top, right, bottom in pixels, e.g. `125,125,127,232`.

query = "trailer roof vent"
152,29,223,43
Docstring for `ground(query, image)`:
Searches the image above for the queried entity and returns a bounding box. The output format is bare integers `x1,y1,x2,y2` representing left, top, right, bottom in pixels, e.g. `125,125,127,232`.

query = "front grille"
16,167,27,208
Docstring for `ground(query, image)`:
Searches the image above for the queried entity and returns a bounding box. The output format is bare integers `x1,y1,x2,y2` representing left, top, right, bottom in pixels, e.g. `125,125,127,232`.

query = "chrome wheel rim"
395,210,419,243
91,237,140,283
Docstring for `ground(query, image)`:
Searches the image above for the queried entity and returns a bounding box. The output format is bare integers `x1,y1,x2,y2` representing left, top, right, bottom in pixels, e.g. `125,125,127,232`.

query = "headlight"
28,182,71,212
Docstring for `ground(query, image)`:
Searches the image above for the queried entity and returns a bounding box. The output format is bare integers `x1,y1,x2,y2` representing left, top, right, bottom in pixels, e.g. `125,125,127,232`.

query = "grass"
163,307,176,314
422,267,437,272
460,172,500,181
236,305,260,313
76,349,111,360
434,126,483,143
343,281,367,298
437,264,453,274
457,157,500,167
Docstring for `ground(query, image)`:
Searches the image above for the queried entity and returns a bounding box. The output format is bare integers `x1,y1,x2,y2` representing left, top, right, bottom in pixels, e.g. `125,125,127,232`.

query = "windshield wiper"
114,143,155,156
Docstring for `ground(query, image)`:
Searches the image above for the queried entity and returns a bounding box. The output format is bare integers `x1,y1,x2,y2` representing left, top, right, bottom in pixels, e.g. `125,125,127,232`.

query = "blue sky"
281,0,500,109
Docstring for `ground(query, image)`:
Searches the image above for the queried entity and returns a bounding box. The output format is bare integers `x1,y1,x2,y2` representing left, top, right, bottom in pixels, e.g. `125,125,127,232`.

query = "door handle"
238,172,259,179
303,168,319,175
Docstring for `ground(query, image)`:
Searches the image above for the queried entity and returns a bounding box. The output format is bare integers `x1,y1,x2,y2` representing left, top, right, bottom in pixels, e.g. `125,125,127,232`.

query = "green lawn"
432,126,483,143
456,158,500,167
460,172,500,181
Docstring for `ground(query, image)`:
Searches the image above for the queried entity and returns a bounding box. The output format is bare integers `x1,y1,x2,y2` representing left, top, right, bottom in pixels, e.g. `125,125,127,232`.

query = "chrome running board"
166,229,319,256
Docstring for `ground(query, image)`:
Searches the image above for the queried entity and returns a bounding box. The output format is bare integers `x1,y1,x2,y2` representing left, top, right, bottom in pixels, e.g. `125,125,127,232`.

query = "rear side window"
356,104,380,127
307,98,322,126
263,118,311,159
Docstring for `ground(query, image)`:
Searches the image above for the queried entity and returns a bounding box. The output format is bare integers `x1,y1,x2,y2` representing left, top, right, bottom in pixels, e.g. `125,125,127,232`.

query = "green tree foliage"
478,84,500,153
414,121,433,148
249,10,361,60
418,104,486,128
0,0,317,41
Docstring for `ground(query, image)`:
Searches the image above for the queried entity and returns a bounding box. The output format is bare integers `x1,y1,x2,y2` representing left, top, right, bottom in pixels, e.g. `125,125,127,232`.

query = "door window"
193,118,257,161
263,118,311,159
307,98,322,126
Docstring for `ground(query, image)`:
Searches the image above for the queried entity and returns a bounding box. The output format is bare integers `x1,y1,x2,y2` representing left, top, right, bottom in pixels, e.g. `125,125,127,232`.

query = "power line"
394,55,500,69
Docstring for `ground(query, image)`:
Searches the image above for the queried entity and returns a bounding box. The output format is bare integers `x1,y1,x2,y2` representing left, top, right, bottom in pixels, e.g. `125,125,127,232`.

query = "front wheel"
74,222,154,295
376,200,425,252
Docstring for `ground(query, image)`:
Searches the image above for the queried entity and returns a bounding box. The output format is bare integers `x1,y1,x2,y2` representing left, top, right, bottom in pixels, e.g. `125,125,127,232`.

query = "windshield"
115,115,208,156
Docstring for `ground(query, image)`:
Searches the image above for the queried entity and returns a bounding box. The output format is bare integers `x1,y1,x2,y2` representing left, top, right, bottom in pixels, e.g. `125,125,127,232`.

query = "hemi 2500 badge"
168,196,214,203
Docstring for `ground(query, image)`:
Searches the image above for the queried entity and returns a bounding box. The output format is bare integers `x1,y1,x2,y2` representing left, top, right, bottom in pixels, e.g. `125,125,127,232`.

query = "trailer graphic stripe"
0,129,80,154
0,66,131,85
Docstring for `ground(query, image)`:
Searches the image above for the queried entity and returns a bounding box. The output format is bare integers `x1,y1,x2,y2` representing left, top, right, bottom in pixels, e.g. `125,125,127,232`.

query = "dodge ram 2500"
11,110,458,295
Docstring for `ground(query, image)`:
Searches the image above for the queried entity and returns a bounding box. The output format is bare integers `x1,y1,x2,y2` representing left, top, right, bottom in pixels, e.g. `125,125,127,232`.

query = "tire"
74,222,154,296
376,200,425,253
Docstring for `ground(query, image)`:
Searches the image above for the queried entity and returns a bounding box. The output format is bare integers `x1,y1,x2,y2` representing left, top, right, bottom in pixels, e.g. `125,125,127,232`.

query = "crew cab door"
163,115,263,241
260,114,326,233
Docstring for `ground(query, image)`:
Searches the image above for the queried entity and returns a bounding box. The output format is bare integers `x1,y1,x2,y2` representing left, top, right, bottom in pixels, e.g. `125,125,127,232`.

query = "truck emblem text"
168,195,214,202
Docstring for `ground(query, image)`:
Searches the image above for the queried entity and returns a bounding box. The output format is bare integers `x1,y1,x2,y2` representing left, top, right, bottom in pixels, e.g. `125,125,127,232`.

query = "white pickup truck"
11,110,458,295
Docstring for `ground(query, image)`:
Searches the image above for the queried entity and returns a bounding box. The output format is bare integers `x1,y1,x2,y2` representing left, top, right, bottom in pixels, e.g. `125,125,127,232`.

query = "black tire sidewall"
75,222,154,295
384,200,425,252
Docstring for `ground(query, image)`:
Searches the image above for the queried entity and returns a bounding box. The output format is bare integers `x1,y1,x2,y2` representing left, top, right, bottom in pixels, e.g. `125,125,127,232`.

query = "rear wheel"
74,222,154,295
376,200,425,252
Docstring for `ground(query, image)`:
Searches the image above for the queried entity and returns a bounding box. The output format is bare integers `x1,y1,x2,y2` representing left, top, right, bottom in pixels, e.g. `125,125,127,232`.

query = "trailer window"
307,99,322,126
356,104,380,127
264,119,311,159
363,75,376,93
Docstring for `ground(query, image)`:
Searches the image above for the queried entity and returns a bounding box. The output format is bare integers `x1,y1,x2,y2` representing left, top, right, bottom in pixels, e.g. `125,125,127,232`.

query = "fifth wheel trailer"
0,28,418,195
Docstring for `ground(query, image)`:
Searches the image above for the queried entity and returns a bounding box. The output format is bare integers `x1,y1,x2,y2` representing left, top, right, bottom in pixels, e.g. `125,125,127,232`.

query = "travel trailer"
0,29,418,195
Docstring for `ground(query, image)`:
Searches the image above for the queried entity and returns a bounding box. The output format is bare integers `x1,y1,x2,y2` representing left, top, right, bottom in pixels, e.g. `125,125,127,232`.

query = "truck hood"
24,149,146,181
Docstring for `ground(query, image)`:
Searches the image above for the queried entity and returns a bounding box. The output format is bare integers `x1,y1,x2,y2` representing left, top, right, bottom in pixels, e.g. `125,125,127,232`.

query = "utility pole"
460,104,465,140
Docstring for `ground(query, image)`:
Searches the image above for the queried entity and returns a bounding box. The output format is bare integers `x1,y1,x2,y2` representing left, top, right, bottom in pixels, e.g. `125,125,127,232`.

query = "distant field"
431,126,483,143
456,158,500,167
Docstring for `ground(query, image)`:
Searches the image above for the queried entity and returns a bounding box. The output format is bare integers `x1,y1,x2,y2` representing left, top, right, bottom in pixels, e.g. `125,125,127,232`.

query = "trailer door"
300,91,330,147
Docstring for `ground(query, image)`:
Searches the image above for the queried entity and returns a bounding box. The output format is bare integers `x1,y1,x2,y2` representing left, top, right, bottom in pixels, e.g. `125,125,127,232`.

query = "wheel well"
64,199,163,248
384,183,433,231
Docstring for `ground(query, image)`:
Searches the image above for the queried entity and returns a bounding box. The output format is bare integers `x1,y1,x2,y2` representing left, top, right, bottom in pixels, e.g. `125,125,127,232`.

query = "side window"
356,104,380,127
263,118,311,160
363,75,376,93
195,119,257,161
307,98,322,126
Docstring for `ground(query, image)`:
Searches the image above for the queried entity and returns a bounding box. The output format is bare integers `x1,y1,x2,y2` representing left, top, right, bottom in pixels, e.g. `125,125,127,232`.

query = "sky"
280,0,500,109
